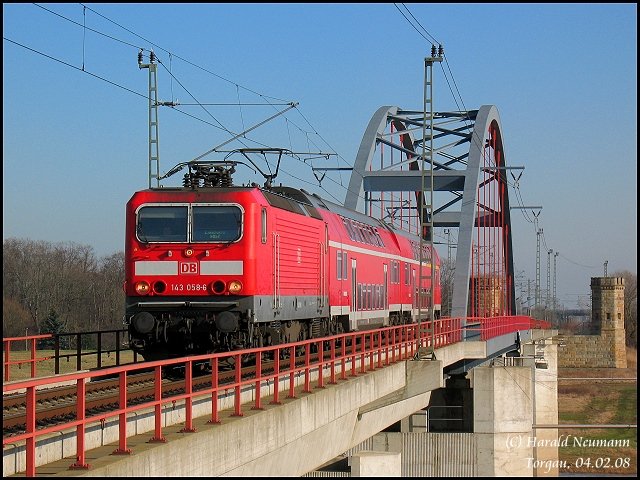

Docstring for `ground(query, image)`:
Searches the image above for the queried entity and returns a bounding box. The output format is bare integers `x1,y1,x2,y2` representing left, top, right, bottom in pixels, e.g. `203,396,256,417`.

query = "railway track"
2,353,305,437
3,371,160,436
3,336,382,438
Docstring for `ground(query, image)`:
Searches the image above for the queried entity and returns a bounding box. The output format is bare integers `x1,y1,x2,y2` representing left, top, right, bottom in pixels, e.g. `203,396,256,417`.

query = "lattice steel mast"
419,45,443,354
139,50,161,188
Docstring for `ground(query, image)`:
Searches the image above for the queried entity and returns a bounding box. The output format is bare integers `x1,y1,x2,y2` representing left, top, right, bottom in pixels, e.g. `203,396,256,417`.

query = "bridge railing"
470,315,551,340
51,329,139,374
3,316,546,476
2,329,140,382
3,335,53,382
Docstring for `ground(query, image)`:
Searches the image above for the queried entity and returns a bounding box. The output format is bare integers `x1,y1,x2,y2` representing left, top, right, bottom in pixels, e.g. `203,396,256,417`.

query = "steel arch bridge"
344,105,515,327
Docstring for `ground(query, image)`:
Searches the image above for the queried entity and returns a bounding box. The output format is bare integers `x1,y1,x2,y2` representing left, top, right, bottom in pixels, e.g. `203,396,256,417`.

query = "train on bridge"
124,153,441,361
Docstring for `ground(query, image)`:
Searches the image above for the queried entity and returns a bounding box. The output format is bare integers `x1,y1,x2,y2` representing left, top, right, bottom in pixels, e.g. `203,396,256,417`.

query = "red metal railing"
3,335,52,382
3,330,140,382
3,316,548,476
471,315,551,340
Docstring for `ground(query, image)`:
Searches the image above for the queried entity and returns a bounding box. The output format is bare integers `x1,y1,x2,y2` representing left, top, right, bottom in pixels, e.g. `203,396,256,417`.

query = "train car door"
384,263,388,310
350,258,357,329
412,268,416,316
273,232,281,310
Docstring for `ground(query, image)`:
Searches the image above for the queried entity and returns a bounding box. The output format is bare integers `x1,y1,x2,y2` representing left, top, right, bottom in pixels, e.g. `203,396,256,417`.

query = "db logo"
180,262,199,275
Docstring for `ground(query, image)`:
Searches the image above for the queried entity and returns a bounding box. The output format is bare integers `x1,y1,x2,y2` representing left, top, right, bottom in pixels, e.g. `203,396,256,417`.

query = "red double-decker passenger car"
124,160,441,360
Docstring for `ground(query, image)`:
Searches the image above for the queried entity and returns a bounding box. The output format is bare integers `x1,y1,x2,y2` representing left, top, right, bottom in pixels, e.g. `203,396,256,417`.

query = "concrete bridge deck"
4,329,558,477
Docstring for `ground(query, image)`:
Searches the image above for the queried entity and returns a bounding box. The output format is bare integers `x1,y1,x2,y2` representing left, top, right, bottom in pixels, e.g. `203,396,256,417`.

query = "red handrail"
3,335,53,382
3,316,548,476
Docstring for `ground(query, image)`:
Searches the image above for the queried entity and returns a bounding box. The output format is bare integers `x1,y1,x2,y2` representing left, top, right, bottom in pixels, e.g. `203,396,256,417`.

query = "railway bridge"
3,102,560,477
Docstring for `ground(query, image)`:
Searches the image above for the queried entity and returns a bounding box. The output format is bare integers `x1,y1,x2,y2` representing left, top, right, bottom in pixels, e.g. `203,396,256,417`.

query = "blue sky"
3,3,637,310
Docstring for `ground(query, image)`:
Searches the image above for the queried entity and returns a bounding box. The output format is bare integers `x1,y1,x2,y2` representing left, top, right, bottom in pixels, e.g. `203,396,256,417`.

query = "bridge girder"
346,105,515,323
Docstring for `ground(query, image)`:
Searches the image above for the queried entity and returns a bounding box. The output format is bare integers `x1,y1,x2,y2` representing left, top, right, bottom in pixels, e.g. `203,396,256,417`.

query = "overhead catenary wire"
22,3,528,218
394,4,487,161
76,3,356,203
395,3,543,234
78,3,290,103
32,4,352,197
30,2,451,212
3,36,347,206
3,36,147,100
33,3,143,50
1,41,316,201
392,3,571,312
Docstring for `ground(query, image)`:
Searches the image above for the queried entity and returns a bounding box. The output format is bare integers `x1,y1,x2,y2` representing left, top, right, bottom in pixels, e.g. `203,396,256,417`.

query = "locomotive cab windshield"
136,204,243,243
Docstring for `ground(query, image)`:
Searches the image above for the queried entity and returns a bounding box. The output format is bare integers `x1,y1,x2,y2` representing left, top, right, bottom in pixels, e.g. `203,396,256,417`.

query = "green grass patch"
3,349,138,382
559,382,637,474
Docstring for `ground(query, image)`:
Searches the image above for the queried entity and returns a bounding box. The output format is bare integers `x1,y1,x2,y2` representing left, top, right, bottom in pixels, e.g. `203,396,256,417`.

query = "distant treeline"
2,237,636,348
3,238,124,345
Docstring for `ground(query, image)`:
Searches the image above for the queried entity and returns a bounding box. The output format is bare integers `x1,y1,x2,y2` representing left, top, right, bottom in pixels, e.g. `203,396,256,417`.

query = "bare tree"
3,239,50,331
2,296,32,343
440,258,455,317
3,238,125,344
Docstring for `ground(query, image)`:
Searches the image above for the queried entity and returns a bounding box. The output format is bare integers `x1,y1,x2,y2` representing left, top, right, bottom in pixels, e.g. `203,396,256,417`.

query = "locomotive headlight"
184,248,194,257
228,280,243,294
211,280,226,295
135,281,151,295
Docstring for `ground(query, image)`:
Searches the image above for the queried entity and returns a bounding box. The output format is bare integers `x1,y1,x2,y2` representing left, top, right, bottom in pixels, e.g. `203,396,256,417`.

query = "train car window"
339,216,385,248
374,231,385,247
367,227,376,244
325,224,329,253
137,206,188,242
303,204,324,220
343,218,355,241
192,206,242,242
263,191,305,215
337,251,343,280
261,208,267,244
342,252,348,279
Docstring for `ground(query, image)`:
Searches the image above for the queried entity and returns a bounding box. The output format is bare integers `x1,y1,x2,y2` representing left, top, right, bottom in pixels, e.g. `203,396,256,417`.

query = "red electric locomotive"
124,155,441,360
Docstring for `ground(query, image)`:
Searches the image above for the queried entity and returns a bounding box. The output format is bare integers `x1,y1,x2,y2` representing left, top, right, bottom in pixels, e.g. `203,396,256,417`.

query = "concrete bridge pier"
424,373,473,433
473,339,559,477
523,339,559,476
473,364,534,476
351,451,402,477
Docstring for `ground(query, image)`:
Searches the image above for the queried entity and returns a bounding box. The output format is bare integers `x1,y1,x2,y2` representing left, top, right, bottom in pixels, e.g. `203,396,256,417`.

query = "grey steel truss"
345,105,516,327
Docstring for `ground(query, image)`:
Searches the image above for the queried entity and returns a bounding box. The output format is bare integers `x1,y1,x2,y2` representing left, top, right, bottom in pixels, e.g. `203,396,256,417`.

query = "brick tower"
591,277,627,368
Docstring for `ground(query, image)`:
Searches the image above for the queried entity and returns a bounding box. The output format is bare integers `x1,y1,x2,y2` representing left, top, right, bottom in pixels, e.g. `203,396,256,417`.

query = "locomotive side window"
137,206,188,242
192,206,242,242
261,208,267,244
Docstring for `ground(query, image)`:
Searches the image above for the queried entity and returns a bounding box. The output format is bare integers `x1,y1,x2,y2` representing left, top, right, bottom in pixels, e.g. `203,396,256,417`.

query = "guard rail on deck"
3,315,547,477
2,329,139,382
475,316,550,340
3,335,52,382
